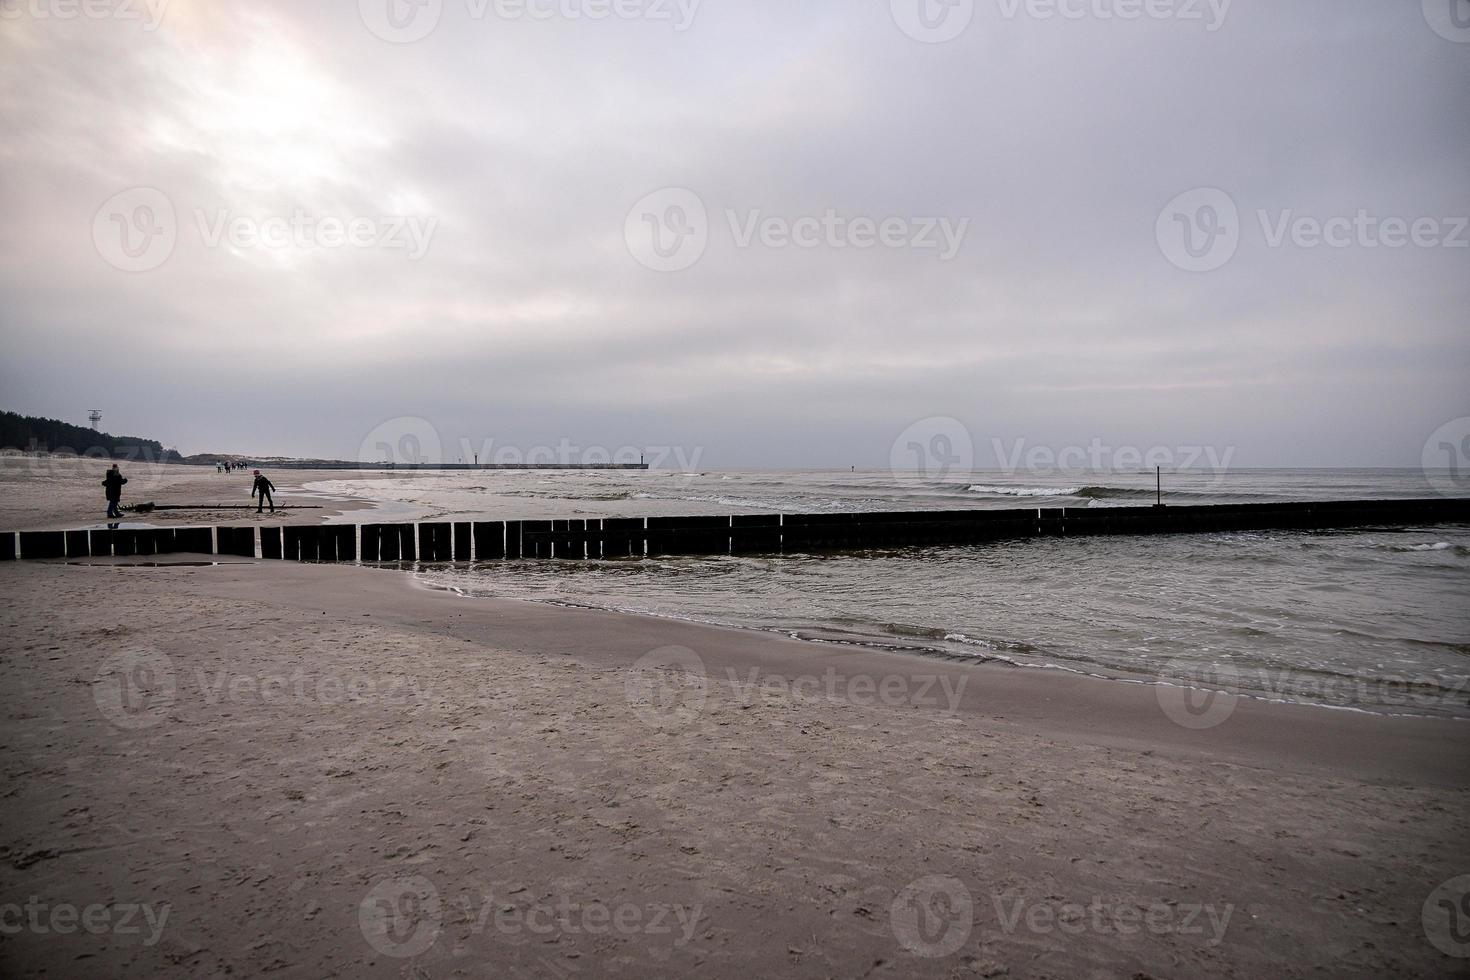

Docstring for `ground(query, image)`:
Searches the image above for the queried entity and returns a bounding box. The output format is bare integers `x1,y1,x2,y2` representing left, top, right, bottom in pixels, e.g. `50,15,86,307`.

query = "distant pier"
3,497,1466,562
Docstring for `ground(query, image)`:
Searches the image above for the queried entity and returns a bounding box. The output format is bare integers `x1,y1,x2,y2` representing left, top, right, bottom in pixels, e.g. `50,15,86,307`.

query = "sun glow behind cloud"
143,12,395,212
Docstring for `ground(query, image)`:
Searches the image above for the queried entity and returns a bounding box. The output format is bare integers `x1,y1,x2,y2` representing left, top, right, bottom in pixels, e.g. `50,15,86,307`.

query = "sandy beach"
2,556,1466,978
7,0,1468,975
0,457,385,530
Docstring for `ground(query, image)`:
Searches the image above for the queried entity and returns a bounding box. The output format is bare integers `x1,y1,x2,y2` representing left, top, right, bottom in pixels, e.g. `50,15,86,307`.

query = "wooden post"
360,524,382,562
19,531,65,559
473,521,505,560
336,525,356,561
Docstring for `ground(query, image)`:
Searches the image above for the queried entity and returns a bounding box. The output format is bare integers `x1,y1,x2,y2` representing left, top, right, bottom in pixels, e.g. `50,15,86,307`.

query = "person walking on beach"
251,470,276,513
102,464,126,519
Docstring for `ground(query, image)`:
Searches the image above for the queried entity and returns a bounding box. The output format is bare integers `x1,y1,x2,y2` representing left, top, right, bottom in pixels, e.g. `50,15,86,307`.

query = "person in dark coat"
102,464,127,518
251,470,276,514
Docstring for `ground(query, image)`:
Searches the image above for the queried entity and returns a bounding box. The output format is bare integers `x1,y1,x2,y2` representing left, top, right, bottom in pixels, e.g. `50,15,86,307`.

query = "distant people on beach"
252,470,276,513
102,464,126,518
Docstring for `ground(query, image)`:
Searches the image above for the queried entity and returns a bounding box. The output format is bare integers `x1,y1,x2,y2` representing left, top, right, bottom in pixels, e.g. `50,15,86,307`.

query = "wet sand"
1,557,1466,978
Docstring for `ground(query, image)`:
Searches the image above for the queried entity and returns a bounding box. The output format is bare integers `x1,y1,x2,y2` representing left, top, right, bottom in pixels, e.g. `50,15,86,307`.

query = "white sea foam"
967,484,1079,497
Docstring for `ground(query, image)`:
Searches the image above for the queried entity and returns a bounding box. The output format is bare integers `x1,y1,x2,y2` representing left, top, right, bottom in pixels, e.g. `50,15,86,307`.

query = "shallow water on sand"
308,466,1467,522
421,523,1470,719
318,467,1467,718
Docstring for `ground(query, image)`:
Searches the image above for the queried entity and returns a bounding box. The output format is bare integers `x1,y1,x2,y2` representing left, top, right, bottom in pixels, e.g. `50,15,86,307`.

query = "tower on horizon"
87,409,102,430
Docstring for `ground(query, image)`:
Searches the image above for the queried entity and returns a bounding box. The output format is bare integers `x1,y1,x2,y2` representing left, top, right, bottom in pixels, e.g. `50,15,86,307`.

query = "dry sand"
1,557,1467,978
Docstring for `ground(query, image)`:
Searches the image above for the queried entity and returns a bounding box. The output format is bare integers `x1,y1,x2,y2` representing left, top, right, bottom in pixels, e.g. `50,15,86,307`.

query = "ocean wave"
1363,541,1468,556
967,483,1243,502
966,484,1080,497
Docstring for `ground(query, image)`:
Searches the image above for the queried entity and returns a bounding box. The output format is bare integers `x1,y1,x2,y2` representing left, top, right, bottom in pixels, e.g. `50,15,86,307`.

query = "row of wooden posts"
2,498,1467,562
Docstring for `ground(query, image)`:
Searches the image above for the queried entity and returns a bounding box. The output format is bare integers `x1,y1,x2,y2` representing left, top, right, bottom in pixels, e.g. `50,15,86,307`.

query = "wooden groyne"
3,498,1466,562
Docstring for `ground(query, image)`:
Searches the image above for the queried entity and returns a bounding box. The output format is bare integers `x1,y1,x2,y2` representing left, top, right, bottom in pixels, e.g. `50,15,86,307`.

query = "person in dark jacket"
251,470,276,513
102,464,127,518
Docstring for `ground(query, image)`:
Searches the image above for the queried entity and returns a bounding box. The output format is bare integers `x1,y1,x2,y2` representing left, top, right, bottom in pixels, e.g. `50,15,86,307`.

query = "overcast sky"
1,0,1466,467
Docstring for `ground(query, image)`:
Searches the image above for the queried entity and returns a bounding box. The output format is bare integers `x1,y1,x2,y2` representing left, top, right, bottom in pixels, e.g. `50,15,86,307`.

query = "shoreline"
422,572,1470,724
63,555,1470,786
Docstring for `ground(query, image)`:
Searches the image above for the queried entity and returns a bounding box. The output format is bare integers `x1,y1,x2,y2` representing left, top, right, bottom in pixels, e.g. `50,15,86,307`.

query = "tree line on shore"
0,410,182,462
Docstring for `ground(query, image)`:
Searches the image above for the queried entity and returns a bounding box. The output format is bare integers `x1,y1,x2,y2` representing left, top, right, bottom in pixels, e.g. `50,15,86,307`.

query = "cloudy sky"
1,0,1465,467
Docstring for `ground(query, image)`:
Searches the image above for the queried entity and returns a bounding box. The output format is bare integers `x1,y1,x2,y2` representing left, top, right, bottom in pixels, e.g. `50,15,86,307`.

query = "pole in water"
1156,465,1162,507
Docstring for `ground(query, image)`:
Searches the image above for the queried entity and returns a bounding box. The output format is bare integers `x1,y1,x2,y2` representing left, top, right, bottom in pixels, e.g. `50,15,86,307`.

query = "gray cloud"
0,0,1465,466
